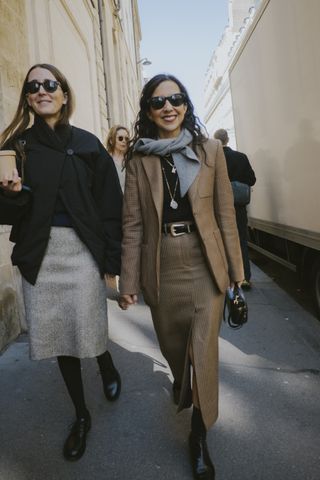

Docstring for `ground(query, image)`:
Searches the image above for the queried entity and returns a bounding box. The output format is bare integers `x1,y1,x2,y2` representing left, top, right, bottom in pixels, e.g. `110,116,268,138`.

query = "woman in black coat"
0,64,123,461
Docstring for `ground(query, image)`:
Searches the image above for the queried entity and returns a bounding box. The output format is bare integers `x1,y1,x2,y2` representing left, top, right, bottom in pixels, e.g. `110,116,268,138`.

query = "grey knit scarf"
133,129,200,197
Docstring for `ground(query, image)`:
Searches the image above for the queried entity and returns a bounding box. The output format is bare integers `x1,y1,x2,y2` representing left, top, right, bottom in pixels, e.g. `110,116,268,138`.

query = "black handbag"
223,284,248,329
231,181,251,206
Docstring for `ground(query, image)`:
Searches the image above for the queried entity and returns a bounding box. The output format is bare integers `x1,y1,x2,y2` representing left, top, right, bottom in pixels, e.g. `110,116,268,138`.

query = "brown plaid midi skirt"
150,230,225,429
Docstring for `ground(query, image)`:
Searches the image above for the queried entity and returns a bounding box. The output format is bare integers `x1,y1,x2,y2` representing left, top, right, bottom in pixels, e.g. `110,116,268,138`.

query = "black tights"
57,350,111,419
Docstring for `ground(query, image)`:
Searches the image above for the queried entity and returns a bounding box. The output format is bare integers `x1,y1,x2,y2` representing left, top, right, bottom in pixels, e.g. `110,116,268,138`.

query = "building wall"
204,0,260,147
25,0,107,135
0,1,31,351
0,0,142,351
101,0,142,134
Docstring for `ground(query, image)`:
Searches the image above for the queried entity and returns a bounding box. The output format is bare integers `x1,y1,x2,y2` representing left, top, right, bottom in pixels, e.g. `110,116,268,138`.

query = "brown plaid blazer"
120,139,244,305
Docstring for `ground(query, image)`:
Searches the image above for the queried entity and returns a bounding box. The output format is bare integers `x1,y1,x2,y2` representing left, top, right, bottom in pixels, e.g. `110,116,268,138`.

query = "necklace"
164,156,177,173
161,165,179,209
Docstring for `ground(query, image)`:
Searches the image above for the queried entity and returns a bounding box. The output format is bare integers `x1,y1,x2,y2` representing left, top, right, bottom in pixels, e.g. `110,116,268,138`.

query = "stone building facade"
204,0,261,147
0,0,142,351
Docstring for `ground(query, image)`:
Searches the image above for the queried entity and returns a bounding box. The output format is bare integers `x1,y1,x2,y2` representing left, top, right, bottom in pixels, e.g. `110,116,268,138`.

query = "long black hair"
126,74,207,163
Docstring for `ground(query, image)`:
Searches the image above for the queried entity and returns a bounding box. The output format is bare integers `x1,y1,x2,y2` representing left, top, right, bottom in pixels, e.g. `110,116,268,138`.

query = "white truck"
229,0,320,316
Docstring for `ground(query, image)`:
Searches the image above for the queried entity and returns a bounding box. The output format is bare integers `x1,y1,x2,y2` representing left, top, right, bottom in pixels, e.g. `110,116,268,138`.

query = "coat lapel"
141,155,163,225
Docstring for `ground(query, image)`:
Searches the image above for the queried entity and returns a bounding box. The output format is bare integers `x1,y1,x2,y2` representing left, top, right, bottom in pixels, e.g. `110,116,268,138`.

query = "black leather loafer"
189,432,215,479
101,368,121,401
63,414,91,461
99,352,121,401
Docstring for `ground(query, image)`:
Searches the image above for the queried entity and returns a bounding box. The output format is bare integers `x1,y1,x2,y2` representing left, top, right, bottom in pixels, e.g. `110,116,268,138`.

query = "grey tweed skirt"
22,227,108,360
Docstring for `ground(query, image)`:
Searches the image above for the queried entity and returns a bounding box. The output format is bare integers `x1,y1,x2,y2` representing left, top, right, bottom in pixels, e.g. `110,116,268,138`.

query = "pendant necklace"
161,165,179,209
164,156,177,174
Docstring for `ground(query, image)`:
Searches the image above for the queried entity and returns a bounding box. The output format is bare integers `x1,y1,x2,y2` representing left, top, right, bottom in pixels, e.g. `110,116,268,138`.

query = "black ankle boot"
98,351,121,401
189,408,215,479
63,413,91,461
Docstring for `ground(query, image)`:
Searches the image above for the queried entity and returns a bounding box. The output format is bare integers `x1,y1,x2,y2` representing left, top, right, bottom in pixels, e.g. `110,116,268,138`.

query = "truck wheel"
311,257,320,319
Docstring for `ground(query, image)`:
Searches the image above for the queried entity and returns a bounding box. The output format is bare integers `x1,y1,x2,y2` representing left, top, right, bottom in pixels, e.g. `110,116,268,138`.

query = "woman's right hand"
0,169,22,193
118,294,138,310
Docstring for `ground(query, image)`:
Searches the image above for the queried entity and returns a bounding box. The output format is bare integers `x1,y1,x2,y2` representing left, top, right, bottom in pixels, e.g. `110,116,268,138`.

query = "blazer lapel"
141,146,206,221
141,155,163,225
188,144,204,208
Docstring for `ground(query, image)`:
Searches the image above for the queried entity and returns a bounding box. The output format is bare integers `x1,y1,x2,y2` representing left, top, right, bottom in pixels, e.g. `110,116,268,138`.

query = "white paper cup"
0,150,17,182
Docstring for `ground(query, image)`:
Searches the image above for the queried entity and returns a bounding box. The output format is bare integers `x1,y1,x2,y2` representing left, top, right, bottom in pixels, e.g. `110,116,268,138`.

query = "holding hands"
104,274,138,310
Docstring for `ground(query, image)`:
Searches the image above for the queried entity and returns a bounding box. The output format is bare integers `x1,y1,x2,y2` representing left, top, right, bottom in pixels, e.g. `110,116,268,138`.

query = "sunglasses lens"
117,136,129,142
26,81,39,94
150,97,165,110
43,80,59,92
169,93,185,106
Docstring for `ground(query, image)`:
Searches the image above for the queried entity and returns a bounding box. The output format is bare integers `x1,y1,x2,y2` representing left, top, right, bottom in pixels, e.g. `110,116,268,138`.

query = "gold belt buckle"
170,223,185,237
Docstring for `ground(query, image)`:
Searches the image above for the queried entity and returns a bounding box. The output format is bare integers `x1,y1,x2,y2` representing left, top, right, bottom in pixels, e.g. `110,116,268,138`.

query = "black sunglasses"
117,135,129,142
148,93,186,110
25,79,61,94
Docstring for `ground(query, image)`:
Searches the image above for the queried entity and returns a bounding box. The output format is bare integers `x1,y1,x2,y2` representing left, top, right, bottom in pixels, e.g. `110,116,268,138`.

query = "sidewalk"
0,263,320,480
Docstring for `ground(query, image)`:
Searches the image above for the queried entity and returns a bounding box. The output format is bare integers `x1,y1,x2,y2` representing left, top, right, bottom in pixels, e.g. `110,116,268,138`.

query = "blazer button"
66,148,74,155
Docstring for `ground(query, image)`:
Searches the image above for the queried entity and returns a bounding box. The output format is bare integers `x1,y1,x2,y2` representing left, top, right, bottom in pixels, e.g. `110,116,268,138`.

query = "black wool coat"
223,146,256,186
0,116,123,284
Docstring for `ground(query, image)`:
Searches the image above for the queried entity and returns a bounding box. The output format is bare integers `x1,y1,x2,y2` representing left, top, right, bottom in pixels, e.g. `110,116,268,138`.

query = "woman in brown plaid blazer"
119,74,244,480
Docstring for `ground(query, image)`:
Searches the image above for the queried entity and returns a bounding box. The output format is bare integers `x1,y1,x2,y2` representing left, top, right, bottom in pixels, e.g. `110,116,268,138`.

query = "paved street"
0,262,320,480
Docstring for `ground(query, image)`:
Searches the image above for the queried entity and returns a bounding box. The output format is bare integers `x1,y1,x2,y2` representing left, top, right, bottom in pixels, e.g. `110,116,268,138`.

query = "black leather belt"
162,222,196,237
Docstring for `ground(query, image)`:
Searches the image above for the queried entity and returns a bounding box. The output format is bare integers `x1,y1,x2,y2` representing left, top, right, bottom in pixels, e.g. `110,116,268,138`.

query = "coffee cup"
0,150,17,182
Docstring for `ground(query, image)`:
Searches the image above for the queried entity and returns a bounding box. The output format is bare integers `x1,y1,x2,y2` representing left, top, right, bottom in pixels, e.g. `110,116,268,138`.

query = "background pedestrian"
106,124,130,191
214,128,256,289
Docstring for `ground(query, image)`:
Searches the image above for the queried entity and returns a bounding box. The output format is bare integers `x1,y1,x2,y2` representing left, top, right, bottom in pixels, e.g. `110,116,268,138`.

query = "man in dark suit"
214,129,256,289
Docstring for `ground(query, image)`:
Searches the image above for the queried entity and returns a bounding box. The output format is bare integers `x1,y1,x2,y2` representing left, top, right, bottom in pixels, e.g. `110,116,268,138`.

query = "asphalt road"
0,261,320,480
